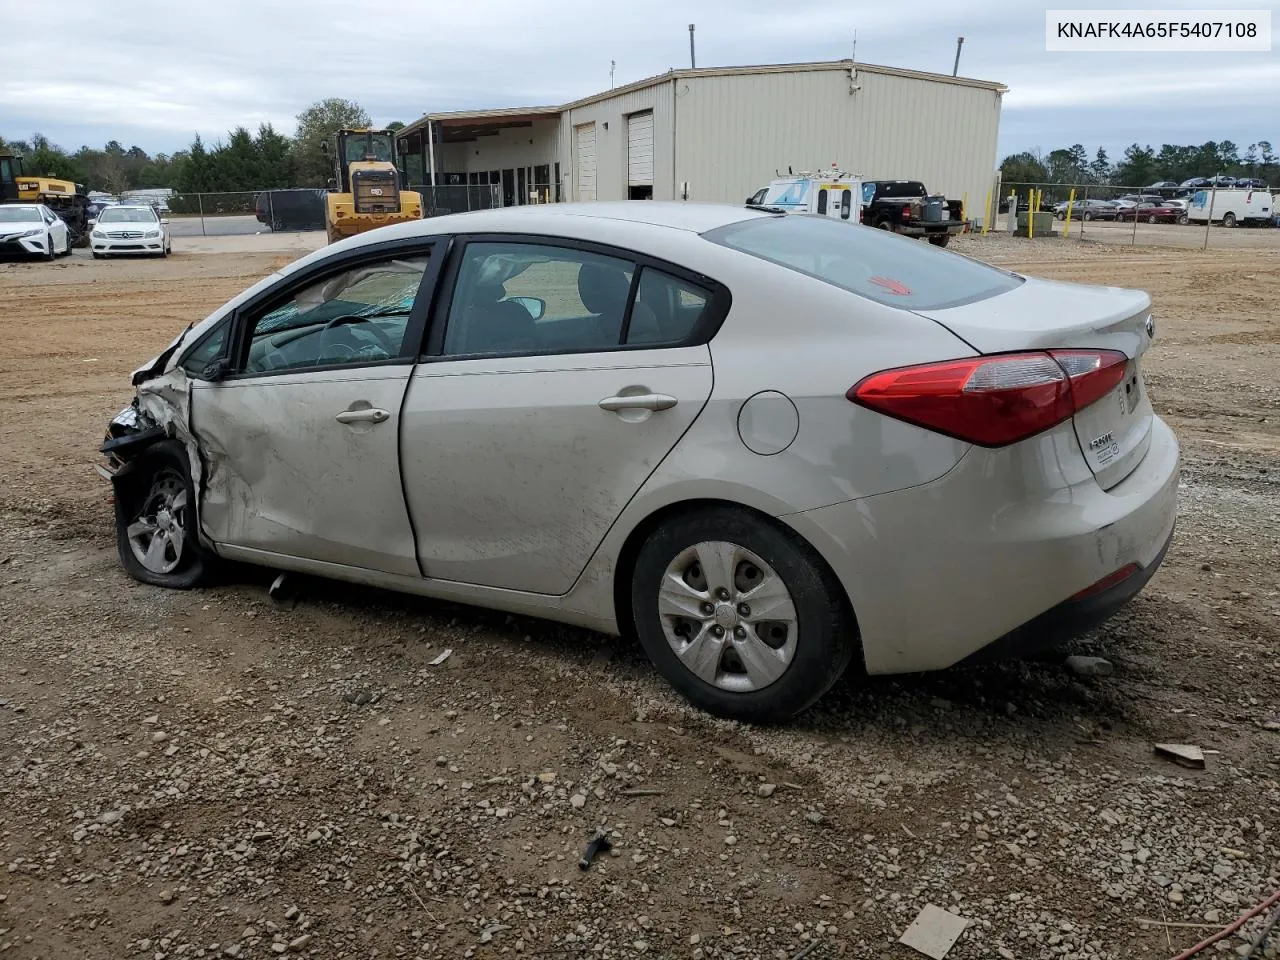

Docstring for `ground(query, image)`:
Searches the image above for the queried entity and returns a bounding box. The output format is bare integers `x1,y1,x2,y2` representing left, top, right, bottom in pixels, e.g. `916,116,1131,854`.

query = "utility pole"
610,60,616,89
851,29,857,62
688,24,696,68
952,36,965,76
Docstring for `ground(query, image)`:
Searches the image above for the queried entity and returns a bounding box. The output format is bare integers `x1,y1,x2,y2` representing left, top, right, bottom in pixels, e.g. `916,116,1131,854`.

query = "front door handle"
335,408,390,424
598,393,678,413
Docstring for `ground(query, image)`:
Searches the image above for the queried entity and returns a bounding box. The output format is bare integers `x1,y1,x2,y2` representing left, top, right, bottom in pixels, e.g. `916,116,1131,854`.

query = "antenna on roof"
688,24,696,68
610,60,616,89
852,28,857,63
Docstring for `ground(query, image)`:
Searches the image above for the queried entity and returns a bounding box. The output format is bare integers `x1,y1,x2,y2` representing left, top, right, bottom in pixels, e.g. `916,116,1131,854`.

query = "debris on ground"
1065,654,1114,677
429,648,453,666
899,904,971,959
1154,743,1206,769
578,831,614,870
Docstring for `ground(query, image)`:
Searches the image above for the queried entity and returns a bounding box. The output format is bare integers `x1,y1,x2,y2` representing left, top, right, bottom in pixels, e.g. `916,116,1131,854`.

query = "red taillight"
1070,563,1140,599
901,204,912,219
848,350,1128,447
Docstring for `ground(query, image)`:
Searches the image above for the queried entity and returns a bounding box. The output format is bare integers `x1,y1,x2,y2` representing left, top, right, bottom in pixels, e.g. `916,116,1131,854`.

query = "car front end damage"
97,327,204,523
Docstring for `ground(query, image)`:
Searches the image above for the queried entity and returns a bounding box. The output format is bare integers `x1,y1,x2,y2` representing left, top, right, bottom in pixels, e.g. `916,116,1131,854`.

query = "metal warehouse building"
398,59,1005,215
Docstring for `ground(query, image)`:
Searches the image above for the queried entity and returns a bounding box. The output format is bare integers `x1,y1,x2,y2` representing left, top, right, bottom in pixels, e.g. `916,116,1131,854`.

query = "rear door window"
705,215,1022,310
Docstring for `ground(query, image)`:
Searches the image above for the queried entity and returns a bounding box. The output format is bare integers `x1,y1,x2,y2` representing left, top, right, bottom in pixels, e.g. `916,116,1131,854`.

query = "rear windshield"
704,215,1023,310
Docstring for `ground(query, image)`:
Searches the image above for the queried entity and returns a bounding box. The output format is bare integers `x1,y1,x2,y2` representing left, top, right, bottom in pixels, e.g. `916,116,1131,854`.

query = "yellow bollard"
1028,190,1035,239
962,192,968,230
982,190,991,235
1063,187,1076,238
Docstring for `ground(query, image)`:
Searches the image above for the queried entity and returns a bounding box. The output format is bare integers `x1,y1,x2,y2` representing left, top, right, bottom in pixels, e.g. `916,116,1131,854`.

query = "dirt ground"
1,234,1277,960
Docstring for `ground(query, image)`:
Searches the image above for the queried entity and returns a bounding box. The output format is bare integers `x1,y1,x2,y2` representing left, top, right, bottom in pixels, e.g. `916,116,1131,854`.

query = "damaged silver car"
103,203,1178,723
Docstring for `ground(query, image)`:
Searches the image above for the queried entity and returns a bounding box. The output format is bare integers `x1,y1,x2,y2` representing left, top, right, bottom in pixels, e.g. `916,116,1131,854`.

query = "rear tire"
875,219,893,231
1083,211,1094,221
114,441,211,590
1147,215,1158,224
630,506,856,723
1222,212,1237,227
928,234,950,248
1177,214,1189,225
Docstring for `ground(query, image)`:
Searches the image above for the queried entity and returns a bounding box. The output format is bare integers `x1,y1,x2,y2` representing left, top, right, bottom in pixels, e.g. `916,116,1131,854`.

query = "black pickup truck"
860,180,965,247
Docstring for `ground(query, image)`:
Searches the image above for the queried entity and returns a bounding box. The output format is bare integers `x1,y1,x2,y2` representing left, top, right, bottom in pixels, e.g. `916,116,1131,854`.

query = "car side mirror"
201,358,232,382
508,296,546,321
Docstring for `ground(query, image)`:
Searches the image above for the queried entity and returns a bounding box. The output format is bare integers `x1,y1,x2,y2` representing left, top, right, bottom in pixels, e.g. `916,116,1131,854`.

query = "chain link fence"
969,181,1279,250
163,184,509,237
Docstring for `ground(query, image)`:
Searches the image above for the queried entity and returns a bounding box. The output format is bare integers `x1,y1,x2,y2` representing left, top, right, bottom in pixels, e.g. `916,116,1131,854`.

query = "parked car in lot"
859,179,965,247
100,203,1179,722
1115,199,1182,223
1233,177,1268,189
89,204,171,258
1054,199,1118,221
0,203,73,259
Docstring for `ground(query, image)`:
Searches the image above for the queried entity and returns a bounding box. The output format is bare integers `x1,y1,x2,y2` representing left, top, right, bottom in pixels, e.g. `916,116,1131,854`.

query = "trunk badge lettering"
1089,432,1114,450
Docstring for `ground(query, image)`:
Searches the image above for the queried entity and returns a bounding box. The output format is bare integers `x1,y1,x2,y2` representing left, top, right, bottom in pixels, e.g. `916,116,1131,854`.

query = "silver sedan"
102,203,1178,722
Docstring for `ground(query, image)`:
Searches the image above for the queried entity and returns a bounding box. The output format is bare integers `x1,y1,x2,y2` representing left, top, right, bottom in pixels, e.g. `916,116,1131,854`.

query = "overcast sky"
1,0,1275,161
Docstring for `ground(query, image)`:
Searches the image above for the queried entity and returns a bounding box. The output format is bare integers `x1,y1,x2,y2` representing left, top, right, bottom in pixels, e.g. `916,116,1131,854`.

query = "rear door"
400,235,724,594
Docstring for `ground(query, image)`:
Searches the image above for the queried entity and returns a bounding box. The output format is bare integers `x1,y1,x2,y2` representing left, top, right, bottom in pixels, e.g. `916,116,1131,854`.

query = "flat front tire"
630,506,856,723
114,441,210,589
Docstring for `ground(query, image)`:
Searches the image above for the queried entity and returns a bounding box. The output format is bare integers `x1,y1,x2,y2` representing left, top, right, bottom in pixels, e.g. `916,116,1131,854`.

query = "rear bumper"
967,522,1174,662
898,220,966,237
782,416,1180,674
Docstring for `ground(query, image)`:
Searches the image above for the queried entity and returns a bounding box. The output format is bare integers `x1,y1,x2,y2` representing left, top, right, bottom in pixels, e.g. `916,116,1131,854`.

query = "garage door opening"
627,111,653,200
575,123,597,202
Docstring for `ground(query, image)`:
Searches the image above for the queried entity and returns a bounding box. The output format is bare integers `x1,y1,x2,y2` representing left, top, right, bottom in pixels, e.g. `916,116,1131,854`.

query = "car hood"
0,221,42,235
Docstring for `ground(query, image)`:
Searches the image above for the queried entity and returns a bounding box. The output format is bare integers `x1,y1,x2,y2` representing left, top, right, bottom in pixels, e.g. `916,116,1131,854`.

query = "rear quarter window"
704,215,1023,311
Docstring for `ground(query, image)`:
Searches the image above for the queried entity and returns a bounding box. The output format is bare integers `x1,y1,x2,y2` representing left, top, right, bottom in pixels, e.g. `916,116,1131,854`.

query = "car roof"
105,204,157,212
4,204,41,213
348,202,771,244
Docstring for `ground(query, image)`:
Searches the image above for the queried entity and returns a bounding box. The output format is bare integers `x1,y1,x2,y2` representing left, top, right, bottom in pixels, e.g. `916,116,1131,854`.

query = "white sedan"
90,204,171,258
0,204,72,259
100,203,1179,723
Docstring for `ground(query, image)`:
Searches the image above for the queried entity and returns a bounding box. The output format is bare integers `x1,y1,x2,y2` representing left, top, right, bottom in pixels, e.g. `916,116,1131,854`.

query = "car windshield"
706,215,1023,310
0,207,40,222
99,207,157,223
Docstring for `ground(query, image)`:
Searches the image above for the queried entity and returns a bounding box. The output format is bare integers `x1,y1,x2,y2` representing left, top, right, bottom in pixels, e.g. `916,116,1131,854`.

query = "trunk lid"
916,276,1155,489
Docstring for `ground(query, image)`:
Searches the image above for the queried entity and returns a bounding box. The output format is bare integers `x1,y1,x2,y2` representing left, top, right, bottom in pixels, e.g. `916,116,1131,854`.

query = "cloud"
0,0,1274,158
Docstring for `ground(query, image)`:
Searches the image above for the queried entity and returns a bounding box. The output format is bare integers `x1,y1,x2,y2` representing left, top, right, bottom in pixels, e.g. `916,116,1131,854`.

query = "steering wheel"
319,314,398,355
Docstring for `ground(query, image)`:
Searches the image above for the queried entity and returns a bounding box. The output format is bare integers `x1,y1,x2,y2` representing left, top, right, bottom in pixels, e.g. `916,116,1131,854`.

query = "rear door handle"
598,393,678,412
335,408,390,424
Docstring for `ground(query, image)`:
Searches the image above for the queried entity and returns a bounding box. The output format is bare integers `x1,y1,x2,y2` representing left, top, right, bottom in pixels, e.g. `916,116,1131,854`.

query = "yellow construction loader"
0,150,92,246
324,129,423,243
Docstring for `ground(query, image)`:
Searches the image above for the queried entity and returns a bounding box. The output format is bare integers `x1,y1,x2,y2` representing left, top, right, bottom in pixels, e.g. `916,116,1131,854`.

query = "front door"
189,242,440,576
400,237,722,594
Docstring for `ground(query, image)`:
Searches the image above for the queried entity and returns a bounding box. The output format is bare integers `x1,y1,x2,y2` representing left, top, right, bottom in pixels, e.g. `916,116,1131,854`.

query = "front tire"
44,233,56,261
1177,214,1189,225
114,441,210,589
630,506,856,723
1083,211,1094,221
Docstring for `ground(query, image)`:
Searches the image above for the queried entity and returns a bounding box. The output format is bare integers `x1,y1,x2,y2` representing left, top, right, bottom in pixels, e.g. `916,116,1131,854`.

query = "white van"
1185,188,1272,227
748,170,863,221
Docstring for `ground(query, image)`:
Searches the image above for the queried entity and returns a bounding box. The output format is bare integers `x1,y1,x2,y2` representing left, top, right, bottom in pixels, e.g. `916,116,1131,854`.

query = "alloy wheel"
127,468,189,574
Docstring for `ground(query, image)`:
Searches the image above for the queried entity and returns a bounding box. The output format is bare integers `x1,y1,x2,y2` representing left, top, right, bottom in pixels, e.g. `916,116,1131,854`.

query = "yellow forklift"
324,129,423,244
0,150,92,246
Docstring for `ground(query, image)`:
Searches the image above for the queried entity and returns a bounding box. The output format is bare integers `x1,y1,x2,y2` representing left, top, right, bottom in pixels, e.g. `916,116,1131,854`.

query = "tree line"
1001,139,1277,188
0,98,405,196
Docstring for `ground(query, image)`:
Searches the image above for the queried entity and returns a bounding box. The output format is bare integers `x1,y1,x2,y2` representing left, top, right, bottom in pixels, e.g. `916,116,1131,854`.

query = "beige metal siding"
563,81,674,200
674,66,1001,218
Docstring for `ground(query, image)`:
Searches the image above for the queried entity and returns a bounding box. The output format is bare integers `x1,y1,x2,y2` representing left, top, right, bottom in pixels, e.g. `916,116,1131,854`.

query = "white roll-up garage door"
575,122,597,201
627,112,654,187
